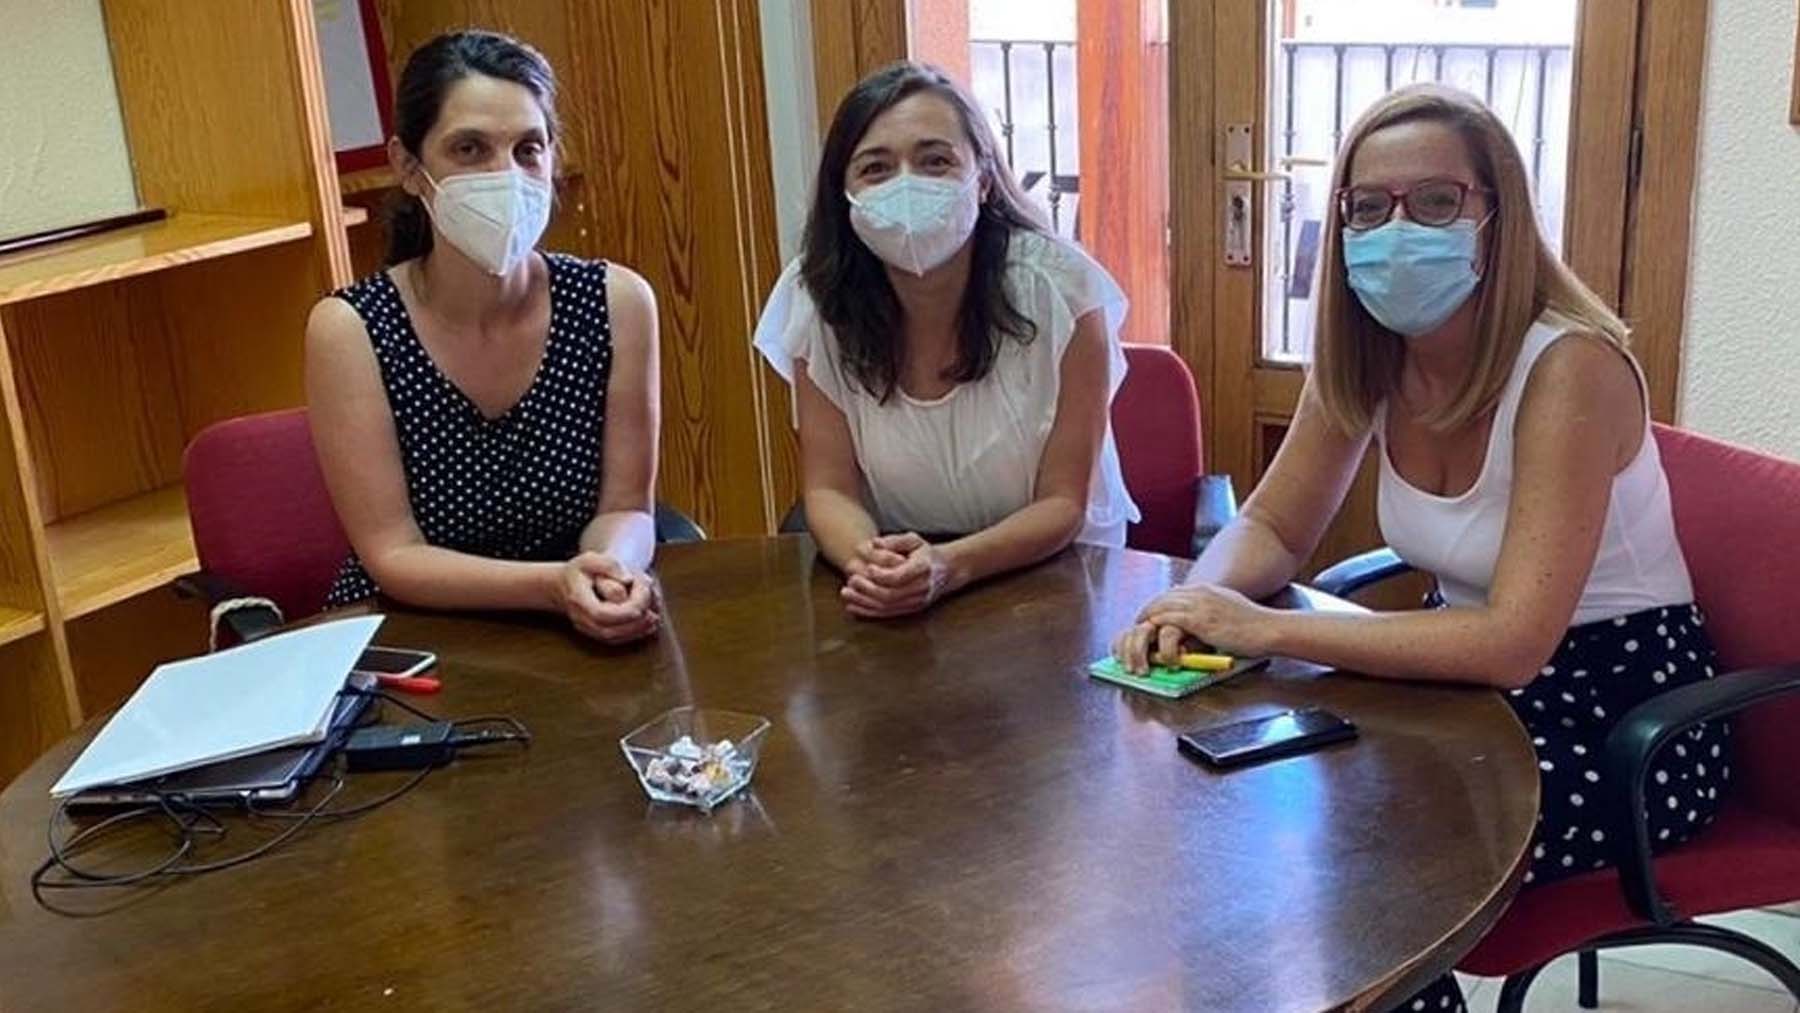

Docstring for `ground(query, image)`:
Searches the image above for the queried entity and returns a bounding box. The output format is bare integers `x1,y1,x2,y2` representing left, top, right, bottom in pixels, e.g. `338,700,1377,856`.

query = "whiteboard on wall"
0,0,140,242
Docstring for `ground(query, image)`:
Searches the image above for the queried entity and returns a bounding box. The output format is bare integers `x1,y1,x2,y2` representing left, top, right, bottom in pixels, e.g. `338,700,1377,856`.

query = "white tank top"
1375,313,1693,626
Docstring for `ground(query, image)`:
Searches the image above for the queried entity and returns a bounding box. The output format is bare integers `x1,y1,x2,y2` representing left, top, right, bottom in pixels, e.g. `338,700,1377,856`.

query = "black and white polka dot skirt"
1394,602,1733,1012
1509,601,1732,886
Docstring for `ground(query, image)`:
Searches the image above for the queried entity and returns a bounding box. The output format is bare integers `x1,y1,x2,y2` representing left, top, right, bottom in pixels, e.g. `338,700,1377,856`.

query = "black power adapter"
343,722,457,771
343,720,533,771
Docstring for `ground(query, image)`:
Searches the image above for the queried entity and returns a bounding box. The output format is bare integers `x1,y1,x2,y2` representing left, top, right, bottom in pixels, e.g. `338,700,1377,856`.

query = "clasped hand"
840,533,954,619
558,551,660,643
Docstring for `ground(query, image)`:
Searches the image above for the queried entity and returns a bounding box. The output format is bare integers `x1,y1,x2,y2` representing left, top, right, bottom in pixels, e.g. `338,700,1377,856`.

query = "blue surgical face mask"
1342,218,1485,337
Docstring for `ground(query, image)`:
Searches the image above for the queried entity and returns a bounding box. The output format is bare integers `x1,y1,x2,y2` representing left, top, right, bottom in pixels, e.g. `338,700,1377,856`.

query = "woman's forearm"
364,544,561,613
938,494,1084,592
1267,606,1546,689
804,488,881,572
580,510,656,572
1184,514,1305,600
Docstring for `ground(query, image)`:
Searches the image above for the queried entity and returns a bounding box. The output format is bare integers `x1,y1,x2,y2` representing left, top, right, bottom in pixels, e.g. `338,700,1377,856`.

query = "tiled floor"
1454,907,1800,1012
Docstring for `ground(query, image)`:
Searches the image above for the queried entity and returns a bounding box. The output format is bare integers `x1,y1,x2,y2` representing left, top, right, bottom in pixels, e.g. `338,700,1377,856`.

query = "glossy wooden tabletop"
0,538,1538,1012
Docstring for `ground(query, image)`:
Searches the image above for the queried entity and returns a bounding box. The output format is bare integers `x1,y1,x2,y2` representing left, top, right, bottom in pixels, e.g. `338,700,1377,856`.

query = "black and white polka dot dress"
324,254,613,606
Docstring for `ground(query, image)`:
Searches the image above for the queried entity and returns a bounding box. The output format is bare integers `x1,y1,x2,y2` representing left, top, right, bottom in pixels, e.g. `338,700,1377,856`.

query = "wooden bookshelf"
0,0,356,788
0,213,313,306
0,607,44,648
45,485,196,620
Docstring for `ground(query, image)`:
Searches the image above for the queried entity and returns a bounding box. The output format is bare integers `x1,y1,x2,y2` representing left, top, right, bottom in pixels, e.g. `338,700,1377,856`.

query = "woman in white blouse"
755,61,1138,619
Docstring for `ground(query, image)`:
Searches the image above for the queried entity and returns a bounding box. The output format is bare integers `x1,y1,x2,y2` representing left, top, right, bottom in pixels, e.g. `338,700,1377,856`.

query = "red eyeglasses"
1335,178,1494,231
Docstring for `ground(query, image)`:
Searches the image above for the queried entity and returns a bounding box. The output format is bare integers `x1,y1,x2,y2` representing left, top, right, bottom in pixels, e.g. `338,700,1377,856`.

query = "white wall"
758,0,820,264
0,0,138,240
1679,0,1800,458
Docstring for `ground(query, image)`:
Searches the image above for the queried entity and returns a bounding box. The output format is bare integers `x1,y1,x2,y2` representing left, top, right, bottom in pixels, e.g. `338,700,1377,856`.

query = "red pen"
374,671,441,694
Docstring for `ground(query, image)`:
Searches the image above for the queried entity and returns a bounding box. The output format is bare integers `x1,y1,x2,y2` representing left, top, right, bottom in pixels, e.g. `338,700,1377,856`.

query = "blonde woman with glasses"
1113,84,1729,1012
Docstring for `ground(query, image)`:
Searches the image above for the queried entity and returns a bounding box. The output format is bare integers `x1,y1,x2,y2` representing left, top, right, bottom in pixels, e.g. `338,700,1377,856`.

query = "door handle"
1222,128,1329,267
1224,163,1291,182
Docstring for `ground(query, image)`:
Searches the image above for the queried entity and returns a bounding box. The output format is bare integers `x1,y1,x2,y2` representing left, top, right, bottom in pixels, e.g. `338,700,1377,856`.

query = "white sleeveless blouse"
1376,313,1694,625
753,230,1140,545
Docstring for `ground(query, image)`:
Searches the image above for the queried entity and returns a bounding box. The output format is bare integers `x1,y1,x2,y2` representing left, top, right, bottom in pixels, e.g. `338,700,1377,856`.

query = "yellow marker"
1177,652,1234,672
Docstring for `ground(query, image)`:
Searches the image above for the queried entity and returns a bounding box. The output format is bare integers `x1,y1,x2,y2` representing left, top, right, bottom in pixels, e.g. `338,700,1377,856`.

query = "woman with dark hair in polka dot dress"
1113,86,1729,1013
307,31,661,645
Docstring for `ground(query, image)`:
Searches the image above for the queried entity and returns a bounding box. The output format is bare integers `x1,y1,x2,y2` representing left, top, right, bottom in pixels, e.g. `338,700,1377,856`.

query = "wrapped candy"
646,736,748,801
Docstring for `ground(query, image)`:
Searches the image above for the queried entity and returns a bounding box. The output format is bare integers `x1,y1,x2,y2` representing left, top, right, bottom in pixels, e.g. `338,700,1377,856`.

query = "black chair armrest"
172,572,285,646
1311,546,1413,599
1190,474,1238,558
1605,662,1800,925
777,500,808,535
654,501,707,544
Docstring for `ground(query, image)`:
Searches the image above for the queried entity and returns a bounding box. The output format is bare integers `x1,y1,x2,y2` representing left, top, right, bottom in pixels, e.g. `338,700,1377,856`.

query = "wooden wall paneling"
102,0,318,221
1620,0,1710,423
810,0,910,128
1168,0,1218,465
570,0,786,537
1077,0,1170,346
2,283,185,523
723,0,800,526
1562,0,1640,307
545,175,600,261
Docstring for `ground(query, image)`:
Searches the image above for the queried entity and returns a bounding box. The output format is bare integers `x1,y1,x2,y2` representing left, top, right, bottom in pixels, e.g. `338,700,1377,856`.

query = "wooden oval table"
0,539,1538,1012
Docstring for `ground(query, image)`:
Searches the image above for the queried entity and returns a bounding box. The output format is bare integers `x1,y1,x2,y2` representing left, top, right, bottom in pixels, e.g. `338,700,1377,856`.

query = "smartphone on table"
352,647,440,693
1177,707,1357,769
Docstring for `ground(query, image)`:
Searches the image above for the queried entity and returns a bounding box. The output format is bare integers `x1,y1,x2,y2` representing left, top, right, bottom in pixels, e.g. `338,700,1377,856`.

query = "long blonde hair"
1311,84,1627,435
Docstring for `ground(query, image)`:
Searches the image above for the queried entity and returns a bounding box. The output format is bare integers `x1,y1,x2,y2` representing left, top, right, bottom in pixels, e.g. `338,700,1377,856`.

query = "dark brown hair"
801,61,1045,400
384,31,559,265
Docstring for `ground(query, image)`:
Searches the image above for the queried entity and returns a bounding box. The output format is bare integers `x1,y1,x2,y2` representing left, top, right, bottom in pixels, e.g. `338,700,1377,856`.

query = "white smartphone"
352,647,437,679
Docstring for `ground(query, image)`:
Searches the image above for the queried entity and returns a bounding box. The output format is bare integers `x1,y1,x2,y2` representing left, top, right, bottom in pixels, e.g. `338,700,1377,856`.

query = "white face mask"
422,168,552,275
846,171,981,276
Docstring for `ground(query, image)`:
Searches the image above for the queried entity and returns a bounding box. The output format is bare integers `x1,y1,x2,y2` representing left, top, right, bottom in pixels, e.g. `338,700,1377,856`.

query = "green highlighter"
1087,655,1271,699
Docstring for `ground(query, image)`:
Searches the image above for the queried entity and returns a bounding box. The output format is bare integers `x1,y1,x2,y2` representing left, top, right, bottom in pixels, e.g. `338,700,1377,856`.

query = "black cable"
247,758,434,821
30,776,346,908
449,715,534,749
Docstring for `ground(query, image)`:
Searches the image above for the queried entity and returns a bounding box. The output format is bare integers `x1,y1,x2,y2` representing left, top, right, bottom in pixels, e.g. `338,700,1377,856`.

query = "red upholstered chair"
179,410,350,643
1314,425,1800,1010
1111,344,1236,558
180,409,705,645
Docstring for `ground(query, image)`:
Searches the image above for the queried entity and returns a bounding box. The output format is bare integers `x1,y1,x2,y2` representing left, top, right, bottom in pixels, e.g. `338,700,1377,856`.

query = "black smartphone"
1177,708,1357,768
